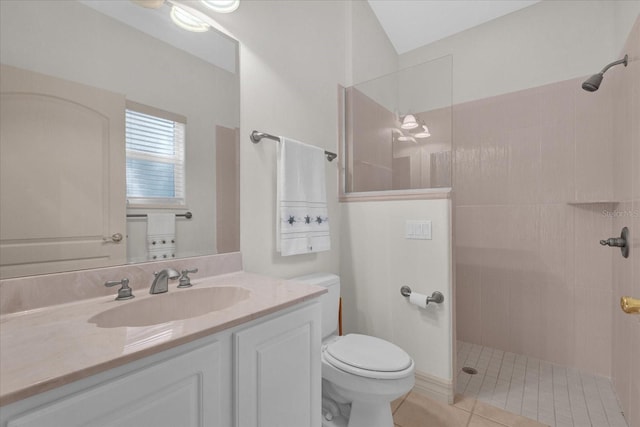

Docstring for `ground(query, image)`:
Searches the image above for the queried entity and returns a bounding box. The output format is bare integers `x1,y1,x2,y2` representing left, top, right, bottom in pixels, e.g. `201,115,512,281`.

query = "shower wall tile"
480,272,511,351
541,283,574,366
539,204,574,287
507,127,540,205
507,283,543,359
633,62,640,201
454,75,617,379
573,288,612,376
479,131,509,205
574,85,614,202
573,204,615,291
453,145,482,205
455,262,482,344
492,87,541,131
539,122,575,204
612,60,634,202
455,206,485,249
538,80,575,126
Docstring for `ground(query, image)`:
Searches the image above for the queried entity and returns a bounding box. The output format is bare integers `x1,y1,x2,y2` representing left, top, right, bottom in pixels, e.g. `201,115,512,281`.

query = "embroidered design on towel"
281,214,329,228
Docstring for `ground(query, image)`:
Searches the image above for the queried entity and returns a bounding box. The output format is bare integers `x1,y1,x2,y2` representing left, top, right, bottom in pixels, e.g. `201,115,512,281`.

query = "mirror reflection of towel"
146,213,176,261
276,137,330,256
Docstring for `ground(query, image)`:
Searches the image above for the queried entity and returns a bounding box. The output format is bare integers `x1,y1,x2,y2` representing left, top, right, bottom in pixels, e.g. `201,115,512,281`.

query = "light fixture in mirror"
344,56,452,193
414,125,431,139
170,5,211,32
201,0,240,14
401,114,419,130
0,0,240,279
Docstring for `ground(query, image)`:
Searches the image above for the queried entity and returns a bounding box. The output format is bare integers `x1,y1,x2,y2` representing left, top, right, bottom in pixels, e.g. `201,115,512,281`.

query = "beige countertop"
0,271,325,406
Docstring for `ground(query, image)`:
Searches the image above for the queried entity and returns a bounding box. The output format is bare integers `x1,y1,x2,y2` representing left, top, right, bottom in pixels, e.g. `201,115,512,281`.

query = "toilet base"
347,401,393,427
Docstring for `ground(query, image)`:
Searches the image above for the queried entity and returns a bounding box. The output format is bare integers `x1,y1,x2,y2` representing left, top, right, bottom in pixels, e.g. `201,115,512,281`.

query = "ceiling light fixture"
201,0,240,13
414,125,431,139
170,5,211,32
401,114,419,130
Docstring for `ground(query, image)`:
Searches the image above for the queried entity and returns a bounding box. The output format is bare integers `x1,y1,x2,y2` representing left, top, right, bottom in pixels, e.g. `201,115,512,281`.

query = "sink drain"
462,367,478,375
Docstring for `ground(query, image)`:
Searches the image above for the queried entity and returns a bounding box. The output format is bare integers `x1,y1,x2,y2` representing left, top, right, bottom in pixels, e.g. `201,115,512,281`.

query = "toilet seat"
323,334,414,380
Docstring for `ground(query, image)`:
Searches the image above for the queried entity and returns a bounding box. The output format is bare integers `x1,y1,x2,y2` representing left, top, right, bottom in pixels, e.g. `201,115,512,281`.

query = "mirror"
0,0,239,279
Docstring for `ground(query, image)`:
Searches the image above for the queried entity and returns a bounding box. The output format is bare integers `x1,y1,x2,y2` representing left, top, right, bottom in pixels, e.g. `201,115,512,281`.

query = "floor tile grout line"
596,375,624,427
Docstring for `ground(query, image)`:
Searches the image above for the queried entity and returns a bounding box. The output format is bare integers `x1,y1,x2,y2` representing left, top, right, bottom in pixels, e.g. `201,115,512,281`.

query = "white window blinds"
125,102,186,207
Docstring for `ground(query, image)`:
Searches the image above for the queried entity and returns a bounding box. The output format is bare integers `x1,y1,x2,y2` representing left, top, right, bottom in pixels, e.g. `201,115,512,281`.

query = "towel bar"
126,212,192,219
250,130,337,162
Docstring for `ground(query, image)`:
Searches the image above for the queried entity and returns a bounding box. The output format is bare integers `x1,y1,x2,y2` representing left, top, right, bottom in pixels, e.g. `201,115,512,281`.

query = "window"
125,102,186,207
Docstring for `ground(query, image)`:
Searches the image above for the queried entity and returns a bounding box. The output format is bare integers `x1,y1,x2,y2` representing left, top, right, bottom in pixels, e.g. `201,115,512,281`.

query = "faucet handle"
178,268,198,288
104,278,134,301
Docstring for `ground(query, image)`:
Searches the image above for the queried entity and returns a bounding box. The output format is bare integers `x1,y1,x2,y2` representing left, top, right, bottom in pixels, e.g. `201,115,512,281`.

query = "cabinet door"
234,302,321,427
0,64,126,278
5,340,222,427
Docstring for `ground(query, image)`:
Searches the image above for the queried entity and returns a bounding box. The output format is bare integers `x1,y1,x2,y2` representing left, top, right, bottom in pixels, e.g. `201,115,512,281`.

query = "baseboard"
413,370,454,405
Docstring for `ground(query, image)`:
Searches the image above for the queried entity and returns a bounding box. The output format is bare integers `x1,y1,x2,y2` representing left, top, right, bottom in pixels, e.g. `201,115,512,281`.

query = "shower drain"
462,367,478,375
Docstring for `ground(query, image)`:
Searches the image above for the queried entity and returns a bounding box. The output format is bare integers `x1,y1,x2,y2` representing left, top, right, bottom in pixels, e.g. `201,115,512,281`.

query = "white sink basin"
88,286,251,328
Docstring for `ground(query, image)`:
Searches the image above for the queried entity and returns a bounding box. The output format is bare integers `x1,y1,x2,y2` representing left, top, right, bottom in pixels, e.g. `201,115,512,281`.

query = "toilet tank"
291,273,340,339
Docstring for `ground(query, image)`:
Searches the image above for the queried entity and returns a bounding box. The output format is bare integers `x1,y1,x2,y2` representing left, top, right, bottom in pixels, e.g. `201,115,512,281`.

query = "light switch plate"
405,220,432,240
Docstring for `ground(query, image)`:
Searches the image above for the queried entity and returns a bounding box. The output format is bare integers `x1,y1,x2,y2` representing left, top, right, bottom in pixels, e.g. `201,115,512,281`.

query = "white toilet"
294,273,415,427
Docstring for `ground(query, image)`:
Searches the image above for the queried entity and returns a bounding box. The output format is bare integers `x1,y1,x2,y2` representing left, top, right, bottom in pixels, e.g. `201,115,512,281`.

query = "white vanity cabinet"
235,301,321,427
0,338,227,427
0,300,321,427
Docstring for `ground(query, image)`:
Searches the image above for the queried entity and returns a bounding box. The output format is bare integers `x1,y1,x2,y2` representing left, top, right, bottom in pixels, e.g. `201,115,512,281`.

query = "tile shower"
455,16,640,427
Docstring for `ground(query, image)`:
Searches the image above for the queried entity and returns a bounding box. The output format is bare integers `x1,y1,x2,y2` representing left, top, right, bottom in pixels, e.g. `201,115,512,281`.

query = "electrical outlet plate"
405,220,432,240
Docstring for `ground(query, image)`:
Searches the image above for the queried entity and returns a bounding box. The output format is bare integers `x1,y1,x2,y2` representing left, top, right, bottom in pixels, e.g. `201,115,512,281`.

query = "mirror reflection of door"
0,65,127,277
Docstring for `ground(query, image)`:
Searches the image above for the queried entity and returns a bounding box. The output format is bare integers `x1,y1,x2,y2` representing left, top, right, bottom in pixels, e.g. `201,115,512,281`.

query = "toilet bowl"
292,273,415,427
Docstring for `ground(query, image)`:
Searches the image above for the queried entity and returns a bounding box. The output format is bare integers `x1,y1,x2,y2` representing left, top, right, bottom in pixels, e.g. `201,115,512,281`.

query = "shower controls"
600,227,629,258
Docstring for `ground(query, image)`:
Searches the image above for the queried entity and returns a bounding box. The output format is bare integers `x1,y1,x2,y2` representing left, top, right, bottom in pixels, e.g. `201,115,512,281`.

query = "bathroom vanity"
0,265,324,427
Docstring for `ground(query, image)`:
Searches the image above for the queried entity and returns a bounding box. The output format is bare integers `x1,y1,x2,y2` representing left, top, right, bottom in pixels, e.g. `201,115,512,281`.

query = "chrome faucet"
149,268,180,294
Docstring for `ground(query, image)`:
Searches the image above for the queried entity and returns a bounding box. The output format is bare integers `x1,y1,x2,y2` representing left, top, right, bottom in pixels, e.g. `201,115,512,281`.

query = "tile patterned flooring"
393,391,549,427
455,342,628,427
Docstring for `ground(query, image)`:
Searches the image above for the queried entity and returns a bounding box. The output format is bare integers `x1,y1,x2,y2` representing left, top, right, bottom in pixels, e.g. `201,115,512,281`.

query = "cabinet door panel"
6,341,221,427
235,303,321,427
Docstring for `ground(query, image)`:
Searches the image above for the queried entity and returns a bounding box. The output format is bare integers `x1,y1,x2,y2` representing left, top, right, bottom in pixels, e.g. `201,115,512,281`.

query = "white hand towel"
277,137,330,256
147,213,176,261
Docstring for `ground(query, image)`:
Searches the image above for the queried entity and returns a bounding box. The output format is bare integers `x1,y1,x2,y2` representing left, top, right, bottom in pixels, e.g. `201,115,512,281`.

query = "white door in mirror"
0,65,127,278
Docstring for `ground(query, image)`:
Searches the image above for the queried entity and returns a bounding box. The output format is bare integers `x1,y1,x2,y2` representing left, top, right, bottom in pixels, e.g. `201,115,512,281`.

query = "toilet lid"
325,334,412,373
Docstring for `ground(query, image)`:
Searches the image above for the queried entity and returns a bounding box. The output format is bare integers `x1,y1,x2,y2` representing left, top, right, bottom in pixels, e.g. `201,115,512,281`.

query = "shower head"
582,54,628,92
582,73,604,92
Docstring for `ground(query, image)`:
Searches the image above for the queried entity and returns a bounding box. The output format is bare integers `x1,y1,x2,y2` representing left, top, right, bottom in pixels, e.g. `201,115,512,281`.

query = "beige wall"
212,1,346,277
610,16,640,427
454,19,639,427
454,77,620,376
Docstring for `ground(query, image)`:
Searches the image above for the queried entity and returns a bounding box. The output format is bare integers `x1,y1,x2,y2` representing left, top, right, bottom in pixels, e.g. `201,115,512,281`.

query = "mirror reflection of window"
125,102,186,207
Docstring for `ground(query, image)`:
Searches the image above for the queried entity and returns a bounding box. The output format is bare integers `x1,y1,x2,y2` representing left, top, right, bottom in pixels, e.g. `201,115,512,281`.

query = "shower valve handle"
600,227,629,258
600,237,626,248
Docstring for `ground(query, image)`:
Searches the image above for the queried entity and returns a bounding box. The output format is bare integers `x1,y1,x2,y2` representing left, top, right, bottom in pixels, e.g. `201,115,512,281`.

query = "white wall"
211,1,347,277
399,0,640,105
340,199,453,401
342,1,455,400
347,0,399,86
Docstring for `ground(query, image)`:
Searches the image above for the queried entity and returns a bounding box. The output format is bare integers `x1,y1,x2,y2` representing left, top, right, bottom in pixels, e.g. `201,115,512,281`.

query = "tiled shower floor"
456,342,628,427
